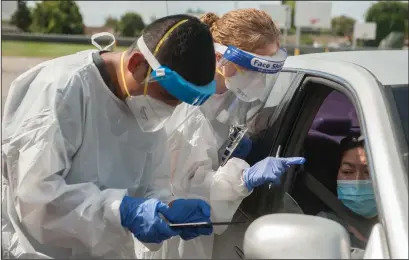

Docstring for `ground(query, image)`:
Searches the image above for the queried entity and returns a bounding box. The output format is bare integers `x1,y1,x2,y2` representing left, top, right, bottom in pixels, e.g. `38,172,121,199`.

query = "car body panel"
273,51,408,258
284,50,408,85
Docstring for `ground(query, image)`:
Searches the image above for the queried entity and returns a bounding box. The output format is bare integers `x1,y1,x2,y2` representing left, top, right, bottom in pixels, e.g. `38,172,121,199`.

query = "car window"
248,71,297,135
265,72,297,108
386,84,408,172
388,84,408,145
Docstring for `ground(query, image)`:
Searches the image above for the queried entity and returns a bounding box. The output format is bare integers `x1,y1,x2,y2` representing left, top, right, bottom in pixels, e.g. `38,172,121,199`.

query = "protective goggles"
136,25,216,106
214,43,287,103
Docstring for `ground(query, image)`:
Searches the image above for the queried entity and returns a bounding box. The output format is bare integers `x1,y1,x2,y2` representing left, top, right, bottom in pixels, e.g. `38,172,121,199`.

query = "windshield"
386,84,408,170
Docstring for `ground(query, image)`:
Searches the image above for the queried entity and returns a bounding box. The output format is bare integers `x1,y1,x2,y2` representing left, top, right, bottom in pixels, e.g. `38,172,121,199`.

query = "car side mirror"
243,213,351,259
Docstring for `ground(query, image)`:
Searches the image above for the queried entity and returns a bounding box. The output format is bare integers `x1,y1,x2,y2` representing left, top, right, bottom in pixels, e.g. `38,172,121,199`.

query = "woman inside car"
318,134,378,258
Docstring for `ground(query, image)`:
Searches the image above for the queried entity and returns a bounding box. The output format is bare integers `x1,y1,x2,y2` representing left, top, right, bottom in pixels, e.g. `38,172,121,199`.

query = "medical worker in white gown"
142,17,306,260
1,15,220,258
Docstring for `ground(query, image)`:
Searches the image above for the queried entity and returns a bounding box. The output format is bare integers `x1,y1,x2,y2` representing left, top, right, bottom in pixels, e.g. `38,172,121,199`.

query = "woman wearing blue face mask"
318,134,378,258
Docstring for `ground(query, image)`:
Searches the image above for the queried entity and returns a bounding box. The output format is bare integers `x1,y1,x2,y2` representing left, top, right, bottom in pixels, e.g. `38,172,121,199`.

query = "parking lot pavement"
1,56,50,116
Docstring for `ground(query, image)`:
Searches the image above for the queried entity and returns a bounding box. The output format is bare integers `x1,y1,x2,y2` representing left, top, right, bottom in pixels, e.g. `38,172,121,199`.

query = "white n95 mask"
225,70,267,102
126,95,175,132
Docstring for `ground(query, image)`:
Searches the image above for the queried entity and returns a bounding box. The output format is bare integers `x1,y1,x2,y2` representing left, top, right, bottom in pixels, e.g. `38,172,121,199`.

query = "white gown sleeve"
2,72,133,257
167,111,252,235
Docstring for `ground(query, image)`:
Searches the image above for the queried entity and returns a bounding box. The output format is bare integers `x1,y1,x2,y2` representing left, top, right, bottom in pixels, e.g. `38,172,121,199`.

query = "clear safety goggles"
136,35,216,107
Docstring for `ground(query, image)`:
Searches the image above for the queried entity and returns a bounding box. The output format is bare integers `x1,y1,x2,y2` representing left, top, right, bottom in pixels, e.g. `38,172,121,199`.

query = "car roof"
284,50,408,86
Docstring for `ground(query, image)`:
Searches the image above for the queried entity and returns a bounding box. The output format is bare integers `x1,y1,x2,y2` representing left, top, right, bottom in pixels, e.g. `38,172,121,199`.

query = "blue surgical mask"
337,180,378,218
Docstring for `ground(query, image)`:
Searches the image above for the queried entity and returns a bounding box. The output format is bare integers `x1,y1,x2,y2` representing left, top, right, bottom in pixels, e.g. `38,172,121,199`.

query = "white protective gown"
1,50,175,258
137,99,253,259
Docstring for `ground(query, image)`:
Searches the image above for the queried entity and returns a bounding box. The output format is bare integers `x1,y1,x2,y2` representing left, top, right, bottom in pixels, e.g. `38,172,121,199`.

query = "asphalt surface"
1,56,49,116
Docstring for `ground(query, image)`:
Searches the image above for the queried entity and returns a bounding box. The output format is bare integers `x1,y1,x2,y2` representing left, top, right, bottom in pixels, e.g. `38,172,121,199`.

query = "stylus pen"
168,221,248,228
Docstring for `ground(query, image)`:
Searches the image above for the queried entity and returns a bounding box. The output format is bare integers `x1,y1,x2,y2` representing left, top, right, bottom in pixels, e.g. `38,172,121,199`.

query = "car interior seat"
292,117,352,215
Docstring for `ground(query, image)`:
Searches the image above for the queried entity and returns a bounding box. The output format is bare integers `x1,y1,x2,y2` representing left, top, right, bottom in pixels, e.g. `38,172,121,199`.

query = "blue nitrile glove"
243,157,306,191
231,135,253,160
120,196,180,244
161,199,213,241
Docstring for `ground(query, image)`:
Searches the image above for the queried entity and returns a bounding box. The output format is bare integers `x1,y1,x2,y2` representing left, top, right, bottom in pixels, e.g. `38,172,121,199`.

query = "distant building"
1,0,17,21
84,26,115,36
2,23,22,33
186,13,205,19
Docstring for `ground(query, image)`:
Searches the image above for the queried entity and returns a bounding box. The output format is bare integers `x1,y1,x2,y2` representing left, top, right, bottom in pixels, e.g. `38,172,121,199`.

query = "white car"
213,50,408,259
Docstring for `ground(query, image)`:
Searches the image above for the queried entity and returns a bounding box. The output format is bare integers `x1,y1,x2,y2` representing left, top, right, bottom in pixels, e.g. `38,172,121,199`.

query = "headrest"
311,117,352,136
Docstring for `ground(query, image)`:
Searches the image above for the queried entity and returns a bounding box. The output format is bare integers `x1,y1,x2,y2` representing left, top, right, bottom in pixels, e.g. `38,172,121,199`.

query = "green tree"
10,0,32,32
118,12,145,37
30,0,84,34
104,16,119,33
364,1,408,47
331,15,356,37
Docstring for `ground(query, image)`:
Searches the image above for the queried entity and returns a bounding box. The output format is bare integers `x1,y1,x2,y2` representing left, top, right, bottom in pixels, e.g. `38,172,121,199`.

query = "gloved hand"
120,196,180,244
231,135,253,160
243,157,306,191
162,199,213,241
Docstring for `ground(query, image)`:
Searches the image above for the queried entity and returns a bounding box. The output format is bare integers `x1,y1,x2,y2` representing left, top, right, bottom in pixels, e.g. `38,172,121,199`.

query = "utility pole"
165,1,169,16
234,1,239,10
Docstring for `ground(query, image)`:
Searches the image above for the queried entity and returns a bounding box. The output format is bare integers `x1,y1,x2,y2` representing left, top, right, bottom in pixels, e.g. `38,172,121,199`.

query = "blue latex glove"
161,199,213,241
243,157,306,191
231,135,253,160
120,196,180,244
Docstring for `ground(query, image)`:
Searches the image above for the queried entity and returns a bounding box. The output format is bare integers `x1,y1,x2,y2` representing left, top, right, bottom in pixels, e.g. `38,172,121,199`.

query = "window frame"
383,84,408,173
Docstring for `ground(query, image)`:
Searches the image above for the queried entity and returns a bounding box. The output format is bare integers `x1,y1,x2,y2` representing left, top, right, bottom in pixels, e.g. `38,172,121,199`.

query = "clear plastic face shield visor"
135,35,216,107
90,20,216,133
212,43,288,127
90,29,216,109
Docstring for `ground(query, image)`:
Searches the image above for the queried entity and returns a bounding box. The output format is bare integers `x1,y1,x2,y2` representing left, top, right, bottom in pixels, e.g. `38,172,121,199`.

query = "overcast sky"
5,1,378,26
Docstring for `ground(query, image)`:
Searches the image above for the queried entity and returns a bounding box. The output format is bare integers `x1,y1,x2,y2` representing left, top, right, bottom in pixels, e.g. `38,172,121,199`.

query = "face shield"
210,43,287,126
207,43,288,165
119,19,216,132
135,36,216,107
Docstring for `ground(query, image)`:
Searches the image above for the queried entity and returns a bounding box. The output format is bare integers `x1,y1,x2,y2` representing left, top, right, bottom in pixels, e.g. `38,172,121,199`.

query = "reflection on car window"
389,84,408,146
388,84,408,173
281,192,304,214
265,72,296,108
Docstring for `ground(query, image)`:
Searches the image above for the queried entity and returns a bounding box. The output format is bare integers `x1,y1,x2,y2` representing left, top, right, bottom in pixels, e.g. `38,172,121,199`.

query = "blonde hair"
200,9,280,52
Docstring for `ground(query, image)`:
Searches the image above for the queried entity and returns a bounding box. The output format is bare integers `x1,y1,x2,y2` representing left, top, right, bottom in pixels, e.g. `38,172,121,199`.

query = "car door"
211,70,303,259
242,61,408,258
241,71,335,218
